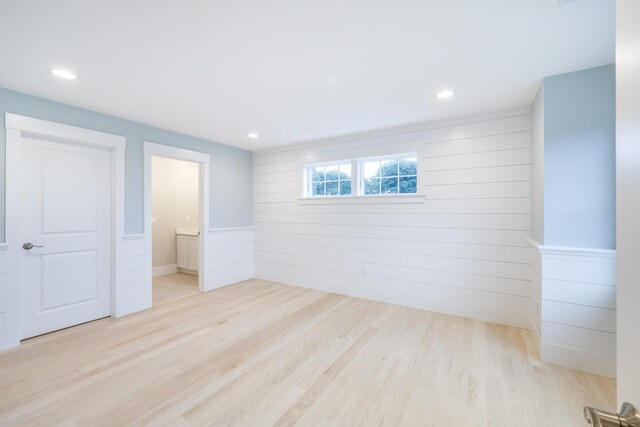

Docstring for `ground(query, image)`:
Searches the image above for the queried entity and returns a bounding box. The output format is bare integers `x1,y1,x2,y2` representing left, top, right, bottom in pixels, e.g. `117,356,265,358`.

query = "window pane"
399,158,417,176
339,164,351,180
399,176,417,193
311,166,324,182
339,180,351,195
381,177,398,194
363,161,381,178
326,181,339,195
325,165,339,181
381,160,398,177
364,177,380,194
312,182,324,196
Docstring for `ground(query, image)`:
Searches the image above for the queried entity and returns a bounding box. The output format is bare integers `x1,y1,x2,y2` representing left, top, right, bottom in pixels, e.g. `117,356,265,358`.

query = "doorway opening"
143,141,211,307
151,156,201,305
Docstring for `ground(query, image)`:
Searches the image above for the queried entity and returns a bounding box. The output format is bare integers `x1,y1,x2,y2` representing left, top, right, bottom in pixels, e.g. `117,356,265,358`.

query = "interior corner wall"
0,86,253,241
531,82,545,245
151,156,199,268
529,64,617,378
543,64,616,250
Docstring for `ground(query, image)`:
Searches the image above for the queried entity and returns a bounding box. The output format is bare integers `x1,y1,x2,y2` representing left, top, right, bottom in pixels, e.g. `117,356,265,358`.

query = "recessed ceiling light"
436,89,455,99
51,68,77,80
247,132,259,139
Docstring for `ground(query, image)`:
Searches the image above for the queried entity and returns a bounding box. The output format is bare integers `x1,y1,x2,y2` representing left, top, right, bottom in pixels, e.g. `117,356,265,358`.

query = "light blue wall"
0,87,253,241
543,64,615,249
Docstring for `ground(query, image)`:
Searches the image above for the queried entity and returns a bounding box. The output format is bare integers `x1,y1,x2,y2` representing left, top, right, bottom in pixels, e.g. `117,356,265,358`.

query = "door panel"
42,251,97,310
20,137,111,339
42,148,98,233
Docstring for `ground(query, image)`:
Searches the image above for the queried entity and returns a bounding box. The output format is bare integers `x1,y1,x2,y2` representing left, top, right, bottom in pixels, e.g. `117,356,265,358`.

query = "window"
361,155,417,195
303,153,419,198
308,162,352,196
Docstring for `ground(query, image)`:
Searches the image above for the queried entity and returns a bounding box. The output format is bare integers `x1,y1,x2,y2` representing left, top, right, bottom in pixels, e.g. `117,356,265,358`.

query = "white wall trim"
3,113,126,351
143,141,211,295
257,267,530,328
529,241,617,377
208,226,255,233
144,142,210,164
123,234,146,240
122,234,146,240
541,341,616,378
5,113,125,150
527,238,616,258
298,194,426,205
152,264,178,278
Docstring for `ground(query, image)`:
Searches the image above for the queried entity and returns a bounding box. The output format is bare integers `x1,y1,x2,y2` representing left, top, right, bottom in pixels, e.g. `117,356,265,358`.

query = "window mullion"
352,159,359,196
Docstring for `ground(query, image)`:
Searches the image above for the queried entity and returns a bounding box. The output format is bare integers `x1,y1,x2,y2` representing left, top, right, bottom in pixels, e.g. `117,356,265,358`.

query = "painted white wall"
529,241,616,377
119,235,147,316
151,156,199,269
0,245,7,345
253,109,533,328
531,83,545,245
207,227,254,289
616,0,640,407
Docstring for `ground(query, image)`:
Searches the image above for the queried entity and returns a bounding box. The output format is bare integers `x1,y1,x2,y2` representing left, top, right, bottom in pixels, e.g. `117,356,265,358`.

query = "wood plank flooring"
0,279,615,426
153,272,200,306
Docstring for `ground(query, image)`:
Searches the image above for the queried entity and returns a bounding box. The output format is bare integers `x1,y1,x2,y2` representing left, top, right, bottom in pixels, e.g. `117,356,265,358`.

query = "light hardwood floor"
0,279,615,426
153,272,200,306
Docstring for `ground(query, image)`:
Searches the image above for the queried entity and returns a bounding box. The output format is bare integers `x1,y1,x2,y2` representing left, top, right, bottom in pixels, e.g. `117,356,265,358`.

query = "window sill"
298,194,426,205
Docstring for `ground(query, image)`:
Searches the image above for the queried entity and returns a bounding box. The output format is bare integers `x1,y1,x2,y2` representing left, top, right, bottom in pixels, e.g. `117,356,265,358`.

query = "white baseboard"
177,268,198,276
255,268,530,329
152,264,178,278
541,341,616,378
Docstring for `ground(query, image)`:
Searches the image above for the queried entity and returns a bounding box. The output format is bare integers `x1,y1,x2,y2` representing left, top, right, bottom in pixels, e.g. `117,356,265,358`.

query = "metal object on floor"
584,402,640,427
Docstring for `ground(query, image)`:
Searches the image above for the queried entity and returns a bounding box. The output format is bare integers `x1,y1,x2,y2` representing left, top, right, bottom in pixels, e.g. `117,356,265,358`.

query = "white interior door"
19,136,112,339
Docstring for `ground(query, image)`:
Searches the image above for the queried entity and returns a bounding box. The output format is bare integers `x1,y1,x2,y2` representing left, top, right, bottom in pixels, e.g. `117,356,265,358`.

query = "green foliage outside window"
364,157,417,195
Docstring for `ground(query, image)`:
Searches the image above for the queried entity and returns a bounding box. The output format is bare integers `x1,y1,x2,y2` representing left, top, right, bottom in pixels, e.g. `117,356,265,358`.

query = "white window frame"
303,159,356,198
357,153,419,197
300,151,425,204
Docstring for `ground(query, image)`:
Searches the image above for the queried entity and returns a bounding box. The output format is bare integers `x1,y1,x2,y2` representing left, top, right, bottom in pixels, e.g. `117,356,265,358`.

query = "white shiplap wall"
207,227,254,289
529,239,616,377
0,245,10,349
253,109,533,328
117,235,150,316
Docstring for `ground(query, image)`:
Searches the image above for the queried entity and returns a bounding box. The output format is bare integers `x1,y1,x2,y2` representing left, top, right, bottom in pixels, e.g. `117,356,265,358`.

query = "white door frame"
143,142,210,294
2,113,126,350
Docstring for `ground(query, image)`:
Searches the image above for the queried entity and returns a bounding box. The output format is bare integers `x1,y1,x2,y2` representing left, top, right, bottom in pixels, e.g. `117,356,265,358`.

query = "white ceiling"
0,0,614,151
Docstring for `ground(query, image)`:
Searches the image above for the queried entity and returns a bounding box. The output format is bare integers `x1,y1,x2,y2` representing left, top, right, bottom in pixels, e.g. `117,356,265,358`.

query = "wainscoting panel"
0,245,14,350
206,227,254,290
528,239,616,377
116,235,150,316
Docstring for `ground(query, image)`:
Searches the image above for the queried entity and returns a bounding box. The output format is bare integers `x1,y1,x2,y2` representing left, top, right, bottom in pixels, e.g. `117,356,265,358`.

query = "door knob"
22,242,44,250
584,402,640,426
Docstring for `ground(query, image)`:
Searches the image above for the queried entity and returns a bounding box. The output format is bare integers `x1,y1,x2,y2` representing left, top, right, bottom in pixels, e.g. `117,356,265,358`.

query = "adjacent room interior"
151,155,201,306
0,1,638,426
